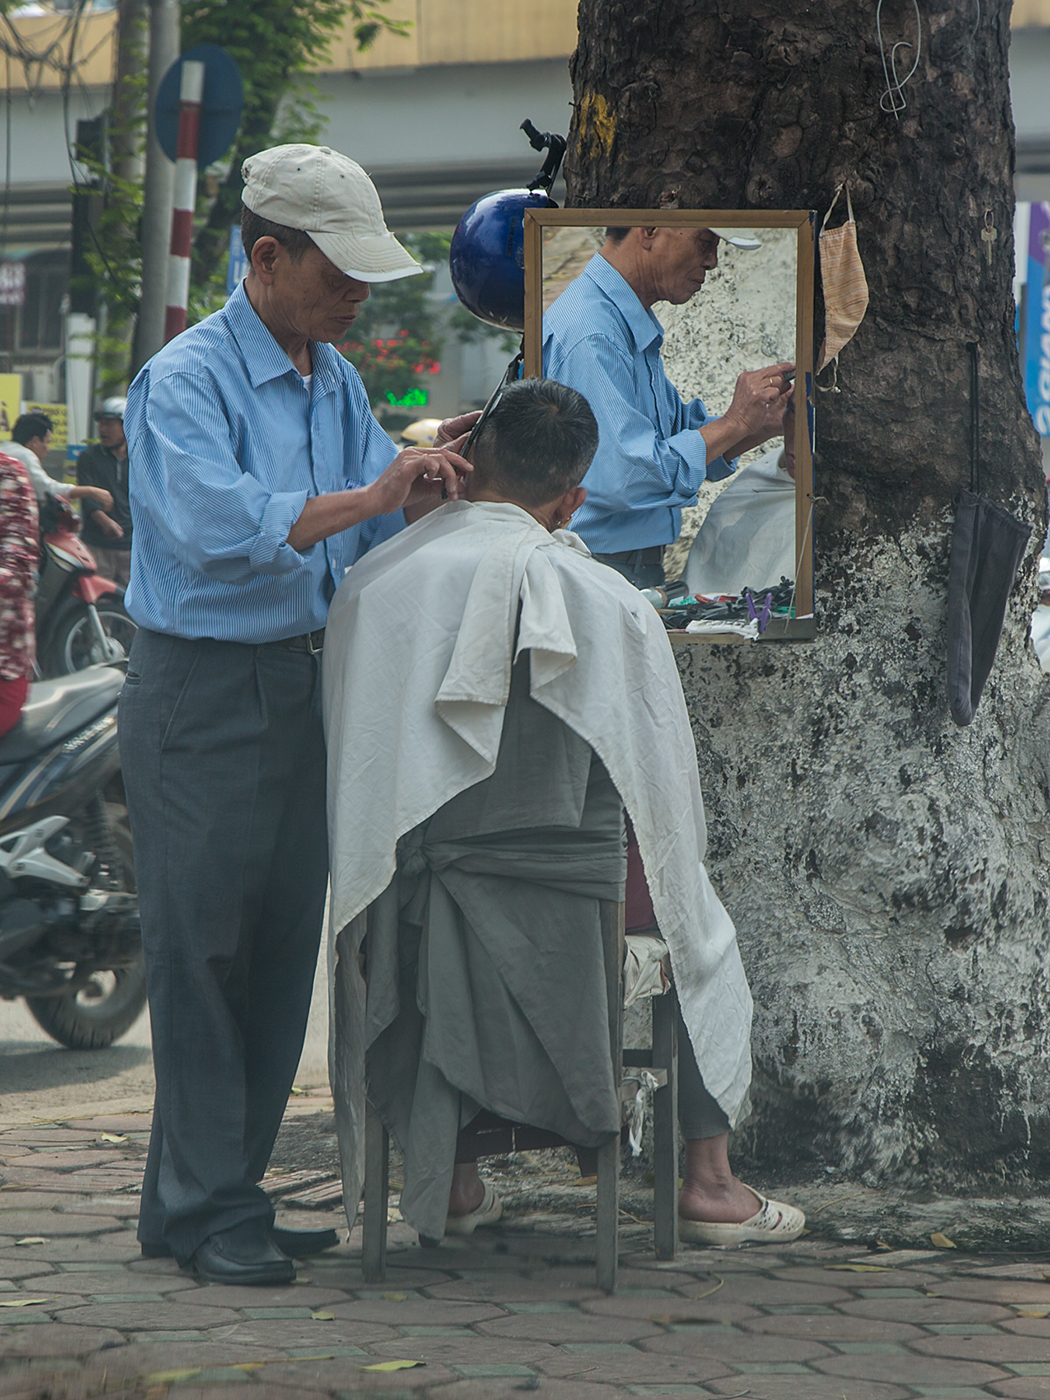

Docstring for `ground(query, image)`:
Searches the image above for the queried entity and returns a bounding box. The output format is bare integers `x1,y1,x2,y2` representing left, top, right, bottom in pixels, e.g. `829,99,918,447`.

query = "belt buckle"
305,630,324,656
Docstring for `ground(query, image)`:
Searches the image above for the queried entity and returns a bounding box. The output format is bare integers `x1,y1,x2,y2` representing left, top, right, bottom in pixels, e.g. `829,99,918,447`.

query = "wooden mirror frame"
522,208,816,642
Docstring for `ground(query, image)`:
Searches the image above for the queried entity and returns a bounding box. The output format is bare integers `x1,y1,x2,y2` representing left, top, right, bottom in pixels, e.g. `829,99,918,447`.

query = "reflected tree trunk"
568,0,1050,1185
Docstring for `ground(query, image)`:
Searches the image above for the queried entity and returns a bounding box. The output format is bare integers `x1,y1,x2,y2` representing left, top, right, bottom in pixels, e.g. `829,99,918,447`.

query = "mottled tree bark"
569,0,1050,1188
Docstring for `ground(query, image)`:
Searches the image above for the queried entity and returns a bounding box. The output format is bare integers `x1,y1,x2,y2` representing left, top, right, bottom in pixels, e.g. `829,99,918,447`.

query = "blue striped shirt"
542,254,735,553
124,281,402,643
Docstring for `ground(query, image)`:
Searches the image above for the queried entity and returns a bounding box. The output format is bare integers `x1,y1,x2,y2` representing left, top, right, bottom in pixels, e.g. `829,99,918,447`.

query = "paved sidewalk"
1,1096,1050,1400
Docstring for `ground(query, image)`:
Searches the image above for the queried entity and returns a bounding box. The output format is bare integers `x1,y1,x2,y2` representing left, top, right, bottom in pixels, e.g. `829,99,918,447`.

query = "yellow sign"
0,374,19,440
26,402,67,451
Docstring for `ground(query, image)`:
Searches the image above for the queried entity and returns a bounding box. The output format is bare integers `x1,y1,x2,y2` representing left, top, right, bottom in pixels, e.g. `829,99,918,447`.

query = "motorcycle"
0,663,144,1048
34,499,137,678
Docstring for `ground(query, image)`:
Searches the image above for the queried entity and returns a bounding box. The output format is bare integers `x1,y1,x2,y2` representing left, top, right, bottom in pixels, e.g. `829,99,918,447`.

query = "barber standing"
120,144,471,1287
543,226,793,588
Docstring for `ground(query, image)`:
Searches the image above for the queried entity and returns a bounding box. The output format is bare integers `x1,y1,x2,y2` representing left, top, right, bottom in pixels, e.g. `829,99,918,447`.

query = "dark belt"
271,628,325,655
594,546,663,566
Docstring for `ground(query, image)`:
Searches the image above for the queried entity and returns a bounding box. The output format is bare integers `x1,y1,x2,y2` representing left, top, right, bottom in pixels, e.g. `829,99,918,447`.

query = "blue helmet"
449,188,554,333
450,121,566,333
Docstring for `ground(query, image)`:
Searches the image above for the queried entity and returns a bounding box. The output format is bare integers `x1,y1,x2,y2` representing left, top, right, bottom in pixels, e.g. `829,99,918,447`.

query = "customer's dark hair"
240,205,314,264
471,378,598,507
12,412,52,446
604,226,631,243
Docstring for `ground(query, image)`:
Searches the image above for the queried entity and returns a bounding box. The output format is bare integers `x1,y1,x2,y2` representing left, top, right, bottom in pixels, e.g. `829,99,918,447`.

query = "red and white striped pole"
163,59,204,344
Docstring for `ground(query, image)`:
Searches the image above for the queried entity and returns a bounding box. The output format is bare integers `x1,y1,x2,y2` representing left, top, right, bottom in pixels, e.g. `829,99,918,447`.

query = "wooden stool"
360,902,679,1293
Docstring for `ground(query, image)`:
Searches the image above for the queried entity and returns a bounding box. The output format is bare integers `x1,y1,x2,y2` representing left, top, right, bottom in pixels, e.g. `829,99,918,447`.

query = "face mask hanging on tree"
817,183,869,391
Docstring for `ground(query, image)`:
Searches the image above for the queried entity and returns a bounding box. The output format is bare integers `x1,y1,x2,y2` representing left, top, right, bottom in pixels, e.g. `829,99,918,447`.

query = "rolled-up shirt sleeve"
135,369,310,583
548,334,734,516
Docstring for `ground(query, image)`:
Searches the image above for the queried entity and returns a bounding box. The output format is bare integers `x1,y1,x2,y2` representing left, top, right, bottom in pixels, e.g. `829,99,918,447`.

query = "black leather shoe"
271,1226,340,1258
191,1219,295,1286
142,1226,338,1262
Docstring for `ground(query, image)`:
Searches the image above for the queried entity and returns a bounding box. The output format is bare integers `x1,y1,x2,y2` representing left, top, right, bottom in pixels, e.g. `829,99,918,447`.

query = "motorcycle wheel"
25,784,147,1049
40,598,137,676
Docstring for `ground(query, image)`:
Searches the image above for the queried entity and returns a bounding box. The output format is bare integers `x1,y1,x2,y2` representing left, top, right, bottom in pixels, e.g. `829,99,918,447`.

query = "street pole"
163,58,203,343
130,0,178,376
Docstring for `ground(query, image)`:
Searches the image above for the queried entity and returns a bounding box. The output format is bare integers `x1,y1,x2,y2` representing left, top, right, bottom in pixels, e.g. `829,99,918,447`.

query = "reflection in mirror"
523,211,814,642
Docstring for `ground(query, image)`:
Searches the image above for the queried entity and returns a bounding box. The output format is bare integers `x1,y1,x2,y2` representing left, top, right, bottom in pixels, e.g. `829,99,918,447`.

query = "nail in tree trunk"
568,0,1050,1185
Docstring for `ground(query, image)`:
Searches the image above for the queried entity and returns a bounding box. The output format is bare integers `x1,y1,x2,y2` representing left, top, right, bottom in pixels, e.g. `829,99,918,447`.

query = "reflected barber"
543,225,793,589
119,144,472,1286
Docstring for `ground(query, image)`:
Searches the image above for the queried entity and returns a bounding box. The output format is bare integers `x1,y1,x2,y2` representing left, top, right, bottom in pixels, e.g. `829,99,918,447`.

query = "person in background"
76,398,133,590
2,413,113,517
684,396,798,598
0,450,39,737
543,226,793,588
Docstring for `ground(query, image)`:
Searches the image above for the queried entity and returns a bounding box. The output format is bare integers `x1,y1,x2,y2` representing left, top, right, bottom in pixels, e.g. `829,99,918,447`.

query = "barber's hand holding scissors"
371,442,474,517
434,410,482,449
701,361,795,462
724,362,795,440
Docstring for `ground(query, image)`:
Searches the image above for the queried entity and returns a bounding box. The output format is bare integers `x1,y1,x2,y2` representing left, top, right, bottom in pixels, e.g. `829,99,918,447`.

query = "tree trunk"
568,0,1050,1186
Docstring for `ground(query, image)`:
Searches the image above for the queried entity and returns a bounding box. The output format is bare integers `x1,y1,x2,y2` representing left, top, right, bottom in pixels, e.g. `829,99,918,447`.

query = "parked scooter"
0,665,143,1048
34,499,136,678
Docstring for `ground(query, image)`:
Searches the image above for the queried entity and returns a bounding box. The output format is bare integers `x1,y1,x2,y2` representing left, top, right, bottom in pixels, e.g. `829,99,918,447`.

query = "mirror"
522,209,815,642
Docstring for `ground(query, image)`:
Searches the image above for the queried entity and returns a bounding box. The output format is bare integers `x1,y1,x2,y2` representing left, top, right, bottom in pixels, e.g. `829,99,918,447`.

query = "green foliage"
338,233,446,412
183,0,409,299
338,232,519,414
74,0,148,394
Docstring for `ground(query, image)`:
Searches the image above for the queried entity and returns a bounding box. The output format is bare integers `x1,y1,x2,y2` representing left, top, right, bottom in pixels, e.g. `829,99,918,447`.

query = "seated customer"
684,398,797,598
323,378,803,1247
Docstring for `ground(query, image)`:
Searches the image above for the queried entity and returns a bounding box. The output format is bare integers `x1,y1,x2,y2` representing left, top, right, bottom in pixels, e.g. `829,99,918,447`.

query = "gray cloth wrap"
363,659,625,1241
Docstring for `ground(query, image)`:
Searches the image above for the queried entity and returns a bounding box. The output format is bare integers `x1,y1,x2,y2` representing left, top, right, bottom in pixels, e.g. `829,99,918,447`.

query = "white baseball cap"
241,144,423,283
709,227,762,250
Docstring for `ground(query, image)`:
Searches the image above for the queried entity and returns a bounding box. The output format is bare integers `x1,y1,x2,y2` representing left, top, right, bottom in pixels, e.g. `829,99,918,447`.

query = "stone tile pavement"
2,1093,1050,1399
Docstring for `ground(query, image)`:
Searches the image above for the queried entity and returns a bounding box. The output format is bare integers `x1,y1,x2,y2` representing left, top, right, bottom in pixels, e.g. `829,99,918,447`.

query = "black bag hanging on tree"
945,344,1032,727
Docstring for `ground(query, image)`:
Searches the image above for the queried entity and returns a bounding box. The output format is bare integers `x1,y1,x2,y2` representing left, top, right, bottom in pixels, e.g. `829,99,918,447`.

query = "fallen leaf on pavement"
100,1133,127,1143
930,1232,956,1249
361,1360,425,1372
0,1299,51,1307
14,1238,47,1246
1015,1306,1050,1317
828,1264,892,1273
310,1311,334,1320
383,1292,408,1302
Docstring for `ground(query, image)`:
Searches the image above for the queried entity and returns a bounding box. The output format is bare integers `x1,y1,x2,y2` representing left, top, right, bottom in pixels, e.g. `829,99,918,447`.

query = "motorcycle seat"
0,666,125,763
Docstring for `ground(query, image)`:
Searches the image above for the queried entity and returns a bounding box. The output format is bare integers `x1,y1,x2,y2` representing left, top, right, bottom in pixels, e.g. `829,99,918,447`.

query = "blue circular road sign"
156,44,244,170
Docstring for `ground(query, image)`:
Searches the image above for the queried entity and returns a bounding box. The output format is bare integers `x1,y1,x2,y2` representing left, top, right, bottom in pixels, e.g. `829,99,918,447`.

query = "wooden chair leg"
595,1133,620,1293
597,900,625,1294
652,990,679,1261
362,1100,389,1283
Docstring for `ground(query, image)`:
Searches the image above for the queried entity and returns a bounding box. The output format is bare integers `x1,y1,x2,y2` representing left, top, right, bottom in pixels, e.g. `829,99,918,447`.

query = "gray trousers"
118,629,328,1262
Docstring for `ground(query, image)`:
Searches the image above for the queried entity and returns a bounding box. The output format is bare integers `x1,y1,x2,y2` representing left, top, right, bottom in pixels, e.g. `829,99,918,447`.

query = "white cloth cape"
322,501,753,1213
685,447,796,596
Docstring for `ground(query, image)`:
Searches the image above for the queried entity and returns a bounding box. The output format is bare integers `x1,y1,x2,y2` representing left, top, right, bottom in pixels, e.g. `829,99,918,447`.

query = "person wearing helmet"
2,412,114,517
118,143,475,1290
542,226,794,589
75,397,133,589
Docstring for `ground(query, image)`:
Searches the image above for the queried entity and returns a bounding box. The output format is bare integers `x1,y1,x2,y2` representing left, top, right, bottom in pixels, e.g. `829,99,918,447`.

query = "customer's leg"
676,1002,762,1223
121,634,318,1261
